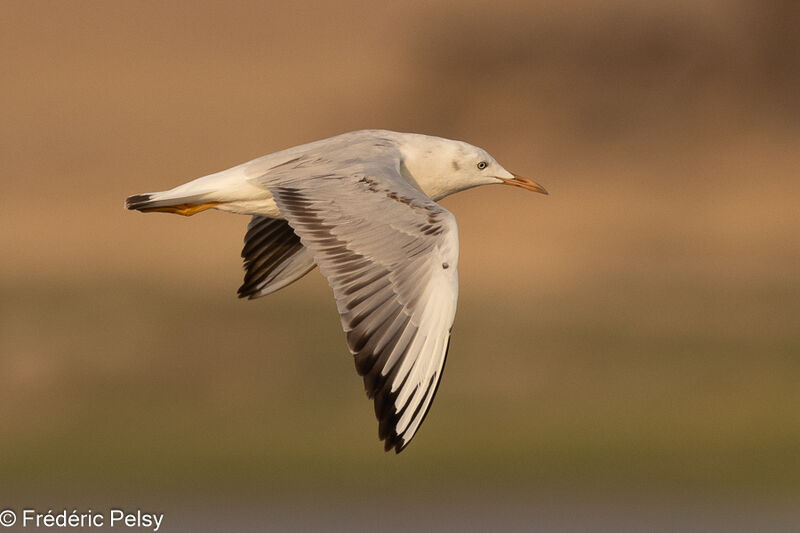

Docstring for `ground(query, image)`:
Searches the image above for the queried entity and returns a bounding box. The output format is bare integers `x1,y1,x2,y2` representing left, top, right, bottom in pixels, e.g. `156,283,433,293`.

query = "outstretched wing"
266,156,459,452
238,216,316,299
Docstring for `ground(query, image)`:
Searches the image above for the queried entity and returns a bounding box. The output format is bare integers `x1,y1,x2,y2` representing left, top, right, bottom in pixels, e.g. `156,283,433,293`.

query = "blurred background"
1,0,799,530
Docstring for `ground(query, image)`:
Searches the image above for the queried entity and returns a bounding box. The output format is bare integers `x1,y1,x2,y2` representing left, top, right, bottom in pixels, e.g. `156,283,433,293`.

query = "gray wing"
238,216,316,299
264,152,459,453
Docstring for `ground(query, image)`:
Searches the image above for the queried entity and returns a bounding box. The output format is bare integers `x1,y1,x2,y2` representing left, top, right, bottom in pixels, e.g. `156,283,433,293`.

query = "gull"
126,130,547,452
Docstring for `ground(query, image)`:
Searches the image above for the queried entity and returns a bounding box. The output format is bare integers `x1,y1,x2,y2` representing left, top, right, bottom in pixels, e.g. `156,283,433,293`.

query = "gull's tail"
125,191,220,216
125,164,263,216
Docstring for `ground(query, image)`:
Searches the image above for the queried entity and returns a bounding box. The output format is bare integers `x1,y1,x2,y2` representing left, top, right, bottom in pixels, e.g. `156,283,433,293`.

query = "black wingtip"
125,193,153,211
236,283,261,300
384,439,402,454
382,431,407,454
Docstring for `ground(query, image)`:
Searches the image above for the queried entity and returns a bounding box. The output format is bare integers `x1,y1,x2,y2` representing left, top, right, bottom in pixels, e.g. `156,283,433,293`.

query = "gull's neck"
396,134,473,201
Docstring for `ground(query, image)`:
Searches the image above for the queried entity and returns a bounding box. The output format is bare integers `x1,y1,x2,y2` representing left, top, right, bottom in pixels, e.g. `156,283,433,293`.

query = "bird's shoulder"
242,130,405,179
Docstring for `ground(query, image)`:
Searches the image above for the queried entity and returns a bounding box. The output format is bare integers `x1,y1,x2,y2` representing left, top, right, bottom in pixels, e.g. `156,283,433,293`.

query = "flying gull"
126,130,547,452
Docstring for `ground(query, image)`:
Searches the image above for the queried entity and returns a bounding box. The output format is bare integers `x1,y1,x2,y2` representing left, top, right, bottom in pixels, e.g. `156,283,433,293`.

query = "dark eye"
477,161,488,170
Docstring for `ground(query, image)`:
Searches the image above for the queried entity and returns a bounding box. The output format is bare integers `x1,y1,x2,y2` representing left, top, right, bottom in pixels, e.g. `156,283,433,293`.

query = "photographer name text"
0,508,162,531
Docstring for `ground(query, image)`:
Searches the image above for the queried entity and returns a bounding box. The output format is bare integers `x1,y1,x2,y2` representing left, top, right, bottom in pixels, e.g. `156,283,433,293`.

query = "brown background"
1,0,799,528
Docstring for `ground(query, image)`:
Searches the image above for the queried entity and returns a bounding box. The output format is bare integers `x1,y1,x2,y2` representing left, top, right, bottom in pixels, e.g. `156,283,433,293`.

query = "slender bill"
498,174,548,195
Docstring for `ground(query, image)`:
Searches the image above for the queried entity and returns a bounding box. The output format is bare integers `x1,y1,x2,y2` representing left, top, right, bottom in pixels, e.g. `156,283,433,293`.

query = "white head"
396,133,548,201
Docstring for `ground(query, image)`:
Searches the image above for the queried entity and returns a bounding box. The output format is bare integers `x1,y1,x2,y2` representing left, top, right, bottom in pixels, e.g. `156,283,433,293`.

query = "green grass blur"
2,270,798,498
